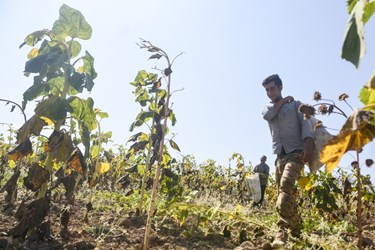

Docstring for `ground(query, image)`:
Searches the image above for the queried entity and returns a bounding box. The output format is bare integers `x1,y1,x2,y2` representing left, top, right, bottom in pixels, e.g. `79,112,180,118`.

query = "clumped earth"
0,192,245,250
1,192,375,250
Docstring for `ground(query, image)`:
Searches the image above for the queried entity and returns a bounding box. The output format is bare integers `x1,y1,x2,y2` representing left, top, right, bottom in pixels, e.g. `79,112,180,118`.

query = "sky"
0,0,374,182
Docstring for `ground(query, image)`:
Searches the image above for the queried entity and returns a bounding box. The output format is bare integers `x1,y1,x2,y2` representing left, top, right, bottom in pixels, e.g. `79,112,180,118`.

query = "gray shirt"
262,100,314,156
254,162,270,185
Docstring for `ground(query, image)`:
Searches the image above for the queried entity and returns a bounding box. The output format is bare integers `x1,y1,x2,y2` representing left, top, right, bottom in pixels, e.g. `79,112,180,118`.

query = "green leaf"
68,72,85,93
169,111,177,126
95,109,109,119
67,40,82,58
363,1,375,24
103,131,112,139
23,82,49,101
80,123,91,158
169,139,180,152
68,97,97,132
80,51,97,79
367,71,375,89
24,54,48,73
52,4,92,40
341,2,366,68
347,0,357,14
135,89,150,106
91,144,100,159
131,70,148,86
48,76,65,95
360,86,375,106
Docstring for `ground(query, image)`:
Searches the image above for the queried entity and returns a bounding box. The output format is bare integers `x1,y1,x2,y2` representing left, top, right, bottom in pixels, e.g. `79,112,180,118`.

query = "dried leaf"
23,163,49,192
67,148,86,175
321,110,375,172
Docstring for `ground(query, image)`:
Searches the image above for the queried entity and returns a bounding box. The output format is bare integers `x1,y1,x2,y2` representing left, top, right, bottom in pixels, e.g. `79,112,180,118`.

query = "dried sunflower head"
299,104,316,116
339,93,349,101
318,104,328,115
365,159,374,167
313,91,322,101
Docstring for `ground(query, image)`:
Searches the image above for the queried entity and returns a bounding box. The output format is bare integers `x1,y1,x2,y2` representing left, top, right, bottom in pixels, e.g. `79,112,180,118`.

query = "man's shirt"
262,100,314,156
254,162,270,185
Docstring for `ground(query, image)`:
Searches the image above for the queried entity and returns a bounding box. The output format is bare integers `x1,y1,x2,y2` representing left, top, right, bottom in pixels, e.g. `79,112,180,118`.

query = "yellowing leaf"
40,116,54,126
8,160,16,168
27,48,39,59
97,162,110,175
90,145,99,159
77,66,84,73
235,204,242,212
321,110,375,173
220,185,226,191
298,177,312,191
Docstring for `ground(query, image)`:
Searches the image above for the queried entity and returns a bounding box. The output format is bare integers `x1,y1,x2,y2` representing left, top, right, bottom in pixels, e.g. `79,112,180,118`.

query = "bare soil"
0,192,374,250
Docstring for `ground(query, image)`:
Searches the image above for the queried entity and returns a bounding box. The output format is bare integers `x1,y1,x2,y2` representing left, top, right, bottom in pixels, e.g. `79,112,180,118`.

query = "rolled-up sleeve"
301,119,314,140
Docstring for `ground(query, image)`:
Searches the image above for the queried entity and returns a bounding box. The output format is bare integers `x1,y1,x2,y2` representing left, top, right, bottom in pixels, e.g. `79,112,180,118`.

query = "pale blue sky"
1,1,374,181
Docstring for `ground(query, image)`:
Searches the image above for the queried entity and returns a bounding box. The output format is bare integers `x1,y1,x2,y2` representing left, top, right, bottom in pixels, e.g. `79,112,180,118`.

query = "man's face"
264,81,282,102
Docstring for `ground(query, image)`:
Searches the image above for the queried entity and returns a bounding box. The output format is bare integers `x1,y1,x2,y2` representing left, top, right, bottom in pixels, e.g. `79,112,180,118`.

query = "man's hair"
262,74,282,87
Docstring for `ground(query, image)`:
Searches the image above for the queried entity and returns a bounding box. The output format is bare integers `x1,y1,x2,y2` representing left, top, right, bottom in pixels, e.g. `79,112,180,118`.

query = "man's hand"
303,137,314,166
274,96,294,112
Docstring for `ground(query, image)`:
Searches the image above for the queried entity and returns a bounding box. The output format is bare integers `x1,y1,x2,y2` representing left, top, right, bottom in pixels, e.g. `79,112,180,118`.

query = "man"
261,74,314,246
253,155,270,206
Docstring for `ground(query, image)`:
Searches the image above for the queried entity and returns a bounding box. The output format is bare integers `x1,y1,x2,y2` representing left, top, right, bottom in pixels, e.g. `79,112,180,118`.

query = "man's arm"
263,96,294,121
303,137,314,166
274,96,294,113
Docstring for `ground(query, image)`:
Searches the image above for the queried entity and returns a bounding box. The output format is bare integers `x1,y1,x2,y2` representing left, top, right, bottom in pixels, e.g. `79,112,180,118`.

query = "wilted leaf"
23,81,49,101
127,140,148,156
8,138,33,161
19,29,49,48
148,53,162,60
96,162,110,175
23,163,49,192
35,95,72,121
48,130,74,162
16,115,47,144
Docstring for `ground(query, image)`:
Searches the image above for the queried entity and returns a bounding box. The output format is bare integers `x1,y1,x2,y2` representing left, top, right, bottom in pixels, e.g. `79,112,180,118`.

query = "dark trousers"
259,184,266,204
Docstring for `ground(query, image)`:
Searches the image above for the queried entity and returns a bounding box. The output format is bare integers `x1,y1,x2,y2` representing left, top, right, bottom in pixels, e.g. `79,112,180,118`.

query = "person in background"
261,74,314,247
253,155,270,207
